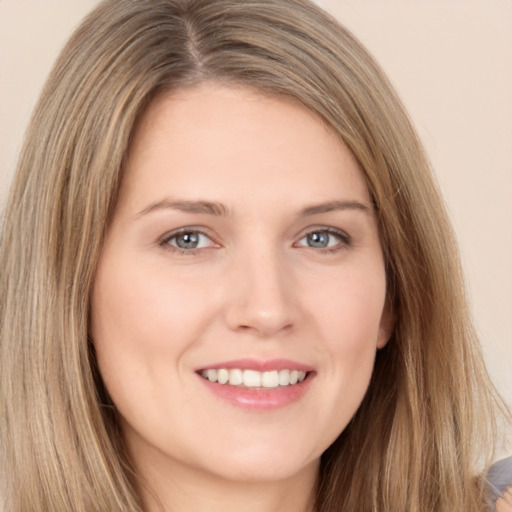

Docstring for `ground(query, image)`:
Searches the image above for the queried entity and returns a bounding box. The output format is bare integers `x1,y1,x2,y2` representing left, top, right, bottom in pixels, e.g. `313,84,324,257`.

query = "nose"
223,246,298,338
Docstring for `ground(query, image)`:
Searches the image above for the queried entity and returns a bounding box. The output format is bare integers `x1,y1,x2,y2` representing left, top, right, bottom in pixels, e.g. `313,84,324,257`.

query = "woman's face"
90,84,391,484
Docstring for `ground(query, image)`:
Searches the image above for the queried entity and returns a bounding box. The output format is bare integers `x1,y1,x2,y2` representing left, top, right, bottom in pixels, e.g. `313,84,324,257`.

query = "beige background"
1,1,511,410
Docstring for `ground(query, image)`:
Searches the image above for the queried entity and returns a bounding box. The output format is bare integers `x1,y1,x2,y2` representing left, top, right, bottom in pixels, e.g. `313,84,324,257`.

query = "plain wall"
1,1,511,411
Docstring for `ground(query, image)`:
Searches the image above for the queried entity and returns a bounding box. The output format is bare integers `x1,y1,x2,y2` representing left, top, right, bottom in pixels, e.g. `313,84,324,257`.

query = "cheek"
88,257,217,407
89,260,221,445
305,265,387,424
90,257,214,352
312,264,387,352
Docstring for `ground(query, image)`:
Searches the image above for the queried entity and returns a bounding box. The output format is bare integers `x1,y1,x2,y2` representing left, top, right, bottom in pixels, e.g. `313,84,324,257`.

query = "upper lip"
196,358,314,373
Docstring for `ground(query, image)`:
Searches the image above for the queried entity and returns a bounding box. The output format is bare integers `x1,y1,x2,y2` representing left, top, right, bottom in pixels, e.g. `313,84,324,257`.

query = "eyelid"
158,226,219,252
157,225,352,254
293,226,352,250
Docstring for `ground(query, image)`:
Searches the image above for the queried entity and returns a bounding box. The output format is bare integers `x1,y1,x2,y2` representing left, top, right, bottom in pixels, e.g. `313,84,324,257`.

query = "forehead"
118,83,371,214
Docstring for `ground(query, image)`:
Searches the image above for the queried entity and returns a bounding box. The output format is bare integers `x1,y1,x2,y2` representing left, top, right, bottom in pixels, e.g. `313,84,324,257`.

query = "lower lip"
198,373,315,411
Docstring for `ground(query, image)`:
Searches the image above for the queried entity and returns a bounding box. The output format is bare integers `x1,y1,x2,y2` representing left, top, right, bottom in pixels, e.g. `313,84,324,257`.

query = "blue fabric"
487,457,512,510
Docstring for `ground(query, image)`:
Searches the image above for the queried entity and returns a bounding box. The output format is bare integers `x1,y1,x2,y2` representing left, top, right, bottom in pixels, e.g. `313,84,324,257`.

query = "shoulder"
486,457,512,511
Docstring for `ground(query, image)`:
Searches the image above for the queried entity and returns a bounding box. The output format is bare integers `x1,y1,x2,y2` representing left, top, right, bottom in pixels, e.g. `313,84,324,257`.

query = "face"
90,84,391,486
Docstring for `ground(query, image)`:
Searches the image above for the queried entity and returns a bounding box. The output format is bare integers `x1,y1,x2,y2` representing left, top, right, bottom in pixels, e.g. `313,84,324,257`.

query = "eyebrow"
136,199,229,218
135,198,371,219
299,200,371,216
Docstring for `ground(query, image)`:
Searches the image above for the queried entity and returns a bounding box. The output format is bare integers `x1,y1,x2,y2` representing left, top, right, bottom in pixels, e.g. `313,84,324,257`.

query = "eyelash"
158,227,352,255
295,228,352,253
159,228,217,255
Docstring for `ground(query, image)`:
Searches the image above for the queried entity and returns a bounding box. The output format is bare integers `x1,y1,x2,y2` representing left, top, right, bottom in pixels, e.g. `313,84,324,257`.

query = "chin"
201,454,319,484
185,435,323,485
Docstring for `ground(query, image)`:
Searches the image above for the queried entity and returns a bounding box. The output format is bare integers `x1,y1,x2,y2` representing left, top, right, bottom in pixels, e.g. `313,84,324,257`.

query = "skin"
90,83,392,512
496,488,512,512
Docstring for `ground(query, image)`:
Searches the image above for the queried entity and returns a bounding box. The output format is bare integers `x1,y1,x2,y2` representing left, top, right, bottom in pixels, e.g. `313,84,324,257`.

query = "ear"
376,297,394,349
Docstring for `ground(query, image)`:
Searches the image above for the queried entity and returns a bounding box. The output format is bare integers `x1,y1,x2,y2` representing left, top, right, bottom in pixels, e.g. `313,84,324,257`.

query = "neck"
134,451,319,512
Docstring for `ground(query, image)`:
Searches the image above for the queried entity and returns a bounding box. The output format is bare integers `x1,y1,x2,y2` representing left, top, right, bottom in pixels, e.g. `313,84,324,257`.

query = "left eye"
164,231,213,250
297,230,347,249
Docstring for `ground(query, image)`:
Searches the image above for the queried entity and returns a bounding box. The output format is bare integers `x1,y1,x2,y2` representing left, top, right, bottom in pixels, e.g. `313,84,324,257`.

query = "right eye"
160,230,216,252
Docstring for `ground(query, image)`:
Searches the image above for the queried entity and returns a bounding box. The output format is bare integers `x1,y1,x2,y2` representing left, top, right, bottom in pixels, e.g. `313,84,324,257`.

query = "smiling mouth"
199,368,309,388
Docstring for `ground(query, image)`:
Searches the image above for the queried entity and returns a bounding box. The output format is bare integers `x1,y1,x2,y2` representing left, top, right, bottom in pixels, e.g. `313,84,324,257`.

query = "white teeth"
200,368,308,388
243,369,261,387
217,368,229,384
229,368,243,385
261,370,279,388
278,369,290,386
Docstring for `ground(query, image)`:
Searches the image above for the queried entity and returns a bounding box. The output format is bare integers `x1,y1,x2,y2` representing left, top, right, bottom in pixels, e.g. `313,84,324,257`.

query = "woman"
0,0,510,511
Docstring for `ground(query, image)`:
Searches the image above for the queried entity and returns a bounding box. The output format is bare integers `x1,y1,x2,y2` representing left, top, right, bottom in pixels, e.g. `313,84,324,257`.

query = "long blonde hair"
0,0,507,510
